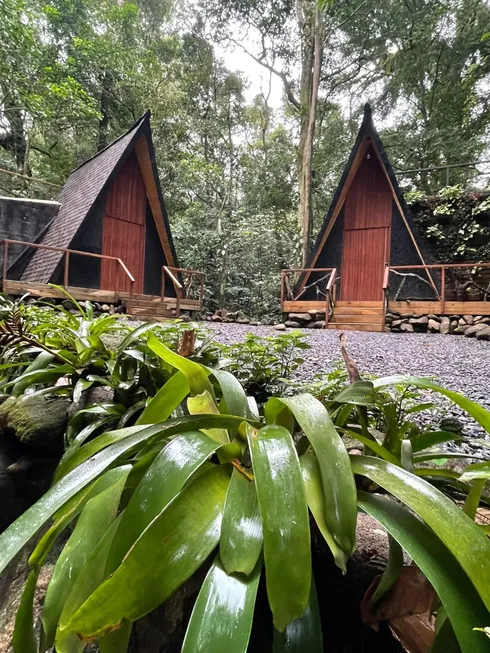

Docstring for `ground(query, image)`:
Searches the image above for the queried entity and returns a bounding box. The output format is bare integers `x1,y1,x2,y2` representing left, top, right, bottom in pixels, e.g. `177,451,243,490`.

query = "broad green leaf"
12,570,38,653
342,428,399,464
6,364,74,394
299,454,348,573
332,380,376,406
147,333,213,396
273,575,323,652
56,517,122,653
54,424,148,481
99,624,131,653
209,367,251,419
410,430,463,452
373,376,490,433
352,456,490,612
181,555,261,653
40,467,129,650
136,371,189,425
12,351,54,396
0,414,247,576
106,431,226,572
413,451,485,463
29,468,131,569
370,535,403,604
220,469,263,576
67,465,231,640
187,390,229,444
460,461,490,482
358,492,490,652
248,424,311,631
117,321,157,352
464,479,486,520
270,394,357,556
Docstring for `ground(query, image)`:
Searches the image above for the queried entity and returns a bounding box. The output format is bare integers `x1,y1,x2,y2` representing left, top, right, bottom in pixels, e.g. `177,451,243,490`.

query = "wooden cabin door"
100,155,146,294
340,145,392,301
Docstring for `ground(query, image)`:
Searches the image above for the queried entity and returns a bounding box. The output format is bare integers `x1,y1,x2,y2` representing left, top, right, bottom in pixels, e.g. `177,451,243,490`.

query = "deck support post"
63,251,70,288
441,266,446,314
2,241,8,289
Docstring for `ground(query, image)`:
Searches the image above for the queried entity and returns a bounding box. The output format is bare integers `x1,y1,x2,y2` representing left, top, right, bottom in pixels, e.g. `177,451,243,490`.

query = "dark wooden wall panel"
101,154,146,293
341,144,392,300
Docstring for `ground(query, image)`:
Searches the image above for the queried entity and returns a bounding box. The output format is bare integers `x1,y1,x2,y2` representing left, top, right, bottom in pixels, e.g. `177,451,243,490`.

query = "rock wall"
385,311,490,338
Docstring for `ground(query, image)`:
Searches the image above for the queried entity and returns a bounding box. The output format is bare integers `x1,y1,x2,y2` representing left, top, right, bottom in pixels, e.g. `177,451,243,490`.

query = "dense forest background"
1,0,490,315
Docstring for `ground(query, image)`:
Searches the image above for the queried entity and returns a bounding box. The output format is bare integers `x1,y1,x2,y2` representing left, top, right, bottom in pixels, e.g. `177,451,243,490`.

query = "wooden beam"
134,136,177,269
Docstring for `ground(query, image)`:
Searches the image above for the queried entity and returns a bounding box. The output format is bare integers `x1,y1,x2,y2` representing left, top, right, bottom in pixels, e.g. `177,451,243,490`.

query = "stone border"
385,312,490,339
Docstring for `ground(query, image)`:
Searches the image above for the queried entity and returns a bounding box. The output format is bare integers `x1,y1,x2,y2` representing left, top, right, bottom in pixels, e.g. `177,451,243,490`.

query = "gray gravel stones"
206,323,490,450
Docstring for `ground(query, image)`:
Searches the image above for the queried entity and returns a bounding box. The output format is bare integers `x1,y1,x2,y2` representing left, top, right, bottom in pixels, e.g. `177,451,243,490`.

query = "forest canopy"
1,0,490,315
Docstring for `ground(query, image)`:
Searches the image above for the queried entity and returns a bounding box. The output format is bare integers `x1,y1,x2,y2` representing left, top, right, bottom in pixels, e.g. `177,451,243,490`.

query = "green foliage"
218,331,310,400
1,340,490,651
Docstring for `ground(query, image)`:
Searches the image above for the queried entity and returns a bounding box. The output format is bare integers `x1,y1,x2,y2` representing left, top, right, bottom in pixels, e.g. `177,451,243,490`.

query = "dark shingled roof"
22,114,148,283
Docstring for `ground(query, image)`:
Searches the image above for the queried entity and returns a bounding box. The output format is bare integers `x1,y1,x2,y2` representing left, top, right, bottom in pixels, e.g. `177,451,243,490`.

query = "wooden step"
332,315,383,324
335,301,383,308
327,323,384,332
333,307,383,315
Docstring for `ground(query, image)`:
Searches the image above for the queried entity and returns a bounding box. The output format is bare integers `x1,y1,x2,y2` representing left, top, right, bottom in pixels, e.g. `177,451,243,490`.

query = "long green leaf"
332,380,376,406
342,428,400,464
209,367,251,419
56,517,122,653
147,333,213,396
460,461,490,482
299,454,348,573
248,424,311,632
370,534,403,604
373,376,490,433
269,394,357,556
181,555,261,653
358,492,490,652
66,465,231,640
12,571,38,653
351,456,490,612
136,371,189,425
40,467,129,650
0,414,248,576
106,431,226,572
220,469,263,576
12,351,54,396
410,431,463,452
273,575,323,653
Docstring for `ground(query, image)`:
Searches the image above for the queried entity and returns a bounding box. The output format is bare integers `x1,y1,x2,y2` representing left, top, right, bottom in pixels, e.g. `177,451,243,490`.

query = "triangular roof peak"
303,103,428,274
22,111,178,283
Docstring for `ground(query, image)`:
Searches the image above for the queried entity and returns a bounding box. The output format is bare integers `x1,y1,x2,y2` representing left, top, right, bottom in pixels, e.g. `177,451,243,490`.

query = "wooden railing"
1,239,136,312
281,267,338,327
161,266,205,316
385,263,490,312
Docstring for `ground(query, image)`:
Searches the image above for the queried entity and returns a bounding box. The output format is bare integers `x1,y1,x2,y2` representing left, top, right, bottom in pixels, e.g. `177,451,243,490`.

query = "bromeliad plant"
1,339,490,652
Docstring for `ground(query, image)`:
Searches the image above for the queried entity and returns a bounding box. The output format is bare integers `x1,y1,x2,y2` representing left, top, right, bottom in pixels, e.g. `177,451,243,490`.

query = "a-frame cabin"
2,113,203,318
282,104,435,331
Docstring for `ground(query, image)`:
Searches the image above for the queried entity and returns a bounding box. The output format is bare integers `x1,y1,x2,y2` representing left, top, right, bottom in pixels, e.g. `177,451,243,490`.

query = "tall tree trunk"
297,0,323,267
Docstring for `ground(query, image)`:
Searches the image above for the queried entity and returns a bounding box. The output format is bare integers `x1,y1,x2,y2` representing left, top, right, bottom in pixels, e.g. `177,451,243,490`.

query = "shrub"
1,343,489,652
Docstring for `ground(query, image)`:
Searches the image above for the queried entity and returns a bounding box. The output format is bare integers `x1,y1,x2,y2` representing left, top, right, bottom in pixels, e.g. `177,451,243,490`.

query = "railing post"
128,279,134,315
161,267,165,302
176,288,181,317
441,266,446,314
64,250,70,288
324,287,329,329
199,272,204,310
2,241,8,289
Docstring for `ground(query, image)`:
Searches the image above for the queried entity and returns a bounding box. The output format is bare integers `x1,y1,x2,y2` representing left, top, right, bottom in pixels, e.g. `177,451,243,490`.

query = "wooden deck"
284,298,490,316
3,280,201,314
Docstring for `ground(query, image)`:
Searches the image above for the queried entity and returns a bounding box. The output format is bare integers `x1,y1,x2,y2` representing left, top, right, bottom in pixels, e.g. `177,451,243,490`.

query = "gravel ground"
206,323,490,449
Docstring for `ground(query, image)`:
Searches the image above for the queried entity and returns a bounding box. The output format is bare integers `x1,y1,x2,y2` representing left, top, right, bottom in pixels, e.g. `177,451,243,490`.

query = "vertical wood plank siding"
100,155,146,293
341,145,392,300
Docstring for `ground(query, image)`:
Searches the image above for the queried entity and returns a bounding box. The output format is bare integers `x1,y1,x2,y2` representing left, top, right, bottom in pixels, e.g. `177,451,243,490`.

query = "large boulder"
440,317,451,334
476,326,490,341
288,312,312,324
409,316,428,326
427,319,440,332
0,394,70,452
284,320,301,328
464,324,487,338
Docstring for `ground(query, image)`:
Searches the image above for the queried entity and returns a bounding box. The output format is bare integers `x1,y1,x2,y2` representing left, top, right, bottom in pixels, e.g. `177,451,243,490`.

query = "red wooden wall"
340,145,392,301
100,154,147,293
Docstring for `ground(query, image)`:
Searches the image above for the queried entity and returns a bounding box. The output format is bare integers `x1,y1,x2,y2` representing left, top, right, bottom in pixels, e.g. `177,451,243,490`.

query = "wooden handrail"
163,265,183,290
388,263,490,271
382,265,390,290
0,238,136,310
281,267,337,306
161,265,205,316
326,268,337,291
